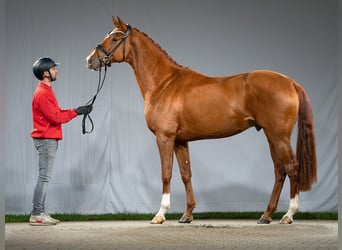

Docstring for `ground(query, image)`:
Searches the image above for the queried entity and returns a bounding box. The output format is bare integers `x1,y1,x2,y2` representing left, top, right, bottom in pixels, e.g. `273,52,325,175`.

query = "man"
29,57,92,226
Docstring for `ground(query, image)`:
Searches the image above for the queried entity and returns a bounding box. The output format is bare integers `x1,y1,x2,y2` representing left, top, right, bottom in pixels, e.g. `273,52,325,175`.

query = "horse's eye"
112,38,118,42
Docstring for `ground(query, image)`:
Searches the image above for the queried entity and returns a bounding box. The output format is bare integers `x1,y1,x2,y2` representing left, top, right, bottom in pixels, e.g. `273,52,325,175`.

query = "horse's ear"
112,16,127,29
117,16,127,28
112,16,120,27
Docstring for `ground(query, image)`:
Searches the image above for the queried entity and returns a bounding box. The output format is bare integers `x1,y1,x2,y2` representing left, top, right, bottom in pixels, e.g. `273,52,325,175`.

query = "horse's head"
86,16,131,71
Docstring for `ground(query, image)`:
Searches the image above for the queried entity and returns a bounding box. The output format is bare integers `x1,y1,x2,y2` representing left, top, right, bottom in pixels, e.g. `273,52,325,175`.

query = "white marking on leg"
156,193,170,219
282,194,299,221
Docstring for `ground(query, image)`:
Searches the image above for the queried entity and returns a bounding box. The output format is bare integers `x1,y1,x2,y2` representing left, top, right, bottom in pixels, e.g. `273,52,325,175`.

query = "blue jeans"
31,138,58,215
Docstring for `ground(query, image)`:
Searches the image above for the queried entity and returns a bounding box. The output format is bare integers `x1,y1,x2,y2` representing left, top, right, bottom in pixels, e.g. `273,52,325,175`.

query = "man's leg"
30,139,58,225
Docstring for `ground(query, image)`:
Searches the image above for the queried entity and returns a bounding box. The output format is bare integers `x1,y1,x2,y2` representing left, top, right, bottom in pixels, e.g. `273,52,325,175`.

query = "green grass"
5,211,337,223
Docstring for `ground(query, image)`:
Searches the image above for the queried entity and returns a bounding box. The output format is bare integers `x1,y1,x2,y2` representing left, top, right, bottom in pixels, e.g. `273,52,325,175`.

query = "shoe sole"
29,222,57,226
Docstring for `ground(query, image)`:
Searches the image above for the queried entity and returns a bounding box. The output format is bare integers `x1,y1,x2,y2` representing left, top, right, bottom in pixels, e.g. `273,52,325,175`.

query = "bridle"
96,24,131,66
82,24,131,134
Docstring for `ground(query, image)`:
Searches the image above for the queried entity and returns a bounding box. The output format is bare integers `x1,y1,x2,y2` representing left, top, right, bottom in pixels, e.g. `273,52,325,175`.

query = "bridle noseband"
96,24,131,67
82,24,131,134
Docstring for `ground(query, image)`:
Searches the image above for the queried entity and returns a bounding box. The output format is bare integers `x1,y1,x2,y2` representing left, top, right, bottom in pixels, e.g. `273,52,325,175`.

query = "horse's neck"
127,30,180,98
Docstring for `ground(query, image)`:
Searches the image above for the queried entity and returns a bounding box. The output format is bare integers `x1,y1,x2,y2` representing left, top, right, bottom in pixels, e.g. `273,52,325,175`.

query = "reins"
82,24,131,134
82,63,108,134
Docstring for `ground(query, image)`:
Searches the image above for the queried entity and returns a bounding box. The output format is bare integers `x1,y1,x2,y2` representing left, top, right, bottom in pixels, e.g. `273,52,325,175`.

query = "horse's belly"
177,115,250,141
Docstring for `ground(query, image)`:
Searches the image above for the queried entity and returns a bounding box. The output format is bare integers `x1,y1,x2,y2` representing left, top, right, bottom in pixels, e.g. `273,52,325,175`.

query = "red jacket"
30,82,77,140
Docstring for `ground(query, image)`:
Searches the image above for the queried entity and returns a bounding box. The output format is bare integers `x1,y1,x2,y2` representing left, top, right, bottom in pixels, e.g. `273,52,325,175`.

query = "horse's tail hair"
295,84,317,191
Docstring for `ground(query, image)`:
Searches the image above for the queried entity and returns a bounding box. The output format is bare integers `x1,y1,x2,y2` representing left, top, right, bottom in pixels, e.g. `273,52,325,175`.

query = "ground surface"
5,219,337,249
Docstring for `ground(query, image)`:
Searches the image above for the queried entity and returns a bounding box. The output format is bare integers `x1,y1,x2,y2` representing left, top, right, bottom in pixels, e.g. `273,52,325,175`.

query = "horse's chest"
144,99,177,132
143,101,159,131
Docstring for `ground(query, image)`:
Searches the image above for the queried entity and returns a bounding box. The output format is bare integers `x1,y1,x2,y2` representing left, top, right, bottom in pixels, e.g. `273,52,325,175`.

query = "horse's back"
185,70,299,139
146,69,300,141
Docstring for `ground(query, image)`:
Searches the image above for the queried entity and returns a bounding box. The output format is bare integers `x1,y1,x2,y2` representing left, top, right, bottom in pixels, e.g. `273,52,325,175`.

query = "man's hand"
75,105,93,115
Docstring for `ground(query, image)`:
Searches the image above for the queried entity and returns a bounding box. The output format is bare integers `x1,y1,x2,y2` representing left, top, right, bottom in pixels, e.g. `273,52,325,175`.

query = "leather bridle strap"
82,63,107,134
82,24,131,134
96,25,131,66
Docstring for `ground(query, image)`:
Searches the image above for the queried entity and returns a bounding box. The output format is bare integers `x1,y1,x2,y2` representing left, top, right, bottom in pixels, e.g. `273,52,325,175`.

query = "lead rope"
82,63,108,134
82,24,131,134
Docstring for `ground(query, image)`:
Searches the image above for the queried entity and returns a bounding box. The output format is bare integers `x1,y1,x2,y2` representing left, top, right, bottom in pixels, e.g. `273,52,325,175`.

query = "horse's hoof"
178,214,193,223
257,216,272,224
280,216,293,224
150,216,165,224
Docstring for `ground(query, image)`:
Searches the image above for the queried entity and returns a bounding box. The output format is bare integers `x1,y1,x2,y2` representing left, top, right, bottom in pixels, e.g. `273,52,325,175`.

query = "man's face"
49,67,58,81
43,66,58,81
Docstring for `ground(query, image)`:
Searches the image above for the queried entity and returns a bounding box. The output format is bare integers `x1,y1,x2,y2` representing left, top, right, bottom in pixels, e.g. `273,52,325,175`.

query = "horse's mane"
135,28,185,69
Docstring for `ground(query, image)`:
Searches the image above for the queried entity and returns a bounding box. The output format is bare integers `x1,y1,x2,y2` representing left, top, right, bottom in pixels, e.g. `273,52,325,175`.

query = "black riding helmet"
32,57,60,80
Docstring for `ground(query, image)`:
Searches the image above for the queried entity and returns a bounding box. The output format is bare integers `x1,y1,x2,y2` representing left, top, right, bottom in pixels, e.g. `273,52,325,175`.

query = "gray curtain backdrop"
5,0,338,215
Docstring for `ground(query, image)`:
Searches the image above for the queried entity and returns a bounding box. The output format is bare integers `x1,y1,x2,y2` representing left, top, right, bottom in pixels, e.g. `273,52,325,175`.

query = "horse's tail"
295,84,317,191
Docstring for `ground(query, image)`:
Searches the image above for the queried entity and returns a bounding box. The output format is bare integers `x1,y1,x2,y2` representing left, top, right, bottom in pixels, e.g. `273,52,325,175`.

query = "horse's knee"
180,168,192,184
161,178,171,188
161,170,172,183
181,173,192,184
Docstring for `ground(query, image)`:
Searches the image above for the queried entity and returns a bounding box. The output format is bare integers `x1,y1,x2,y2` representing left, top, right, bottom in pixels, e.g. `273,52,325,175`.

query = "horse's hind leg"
259,136,300,224
174,141,196,223
278,143,300,224
279,156,300,224
258,142,287,224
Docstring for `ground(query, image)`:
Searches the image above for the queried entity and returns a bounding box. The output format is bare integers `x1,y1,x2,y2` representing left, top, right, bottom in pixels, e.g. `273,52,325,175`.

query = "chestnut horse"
86,17,317,224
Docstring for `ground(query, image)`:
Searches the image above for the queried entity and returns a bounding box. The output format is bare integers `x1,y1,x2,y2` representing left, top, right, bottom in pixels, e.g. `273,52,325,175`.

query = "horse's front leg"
175,141,196,223
150,133,175,224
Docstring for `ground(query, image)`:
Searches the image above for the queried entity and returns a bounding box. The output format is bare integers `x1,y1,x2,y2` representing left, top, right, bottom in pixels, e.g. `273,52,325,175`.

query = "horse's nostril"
86,57,95,69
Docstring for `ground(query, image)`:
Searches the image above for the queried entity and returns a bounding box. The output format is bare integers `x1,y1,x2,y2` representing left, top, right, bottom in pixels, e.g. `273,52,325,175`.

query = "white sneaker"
29,213,59,226
42,213,60,224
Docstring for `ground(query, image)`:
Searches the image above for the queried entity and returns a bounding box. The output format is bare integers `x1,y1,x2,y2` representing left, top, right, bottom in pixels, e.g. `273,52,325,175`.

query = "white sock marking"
156,193,170,219
283,194,299,221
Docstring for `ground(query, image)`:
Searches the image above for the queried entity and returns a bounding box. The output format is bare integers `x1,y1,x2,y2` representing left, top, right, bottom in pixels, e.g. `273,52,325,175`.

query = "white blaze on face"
156,193,170,219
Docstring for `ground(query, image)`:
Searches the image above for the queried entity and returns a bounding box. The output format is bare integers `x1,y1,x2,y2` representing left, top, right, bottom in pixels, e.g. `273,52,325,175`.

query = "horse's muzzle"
86,55,99,71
